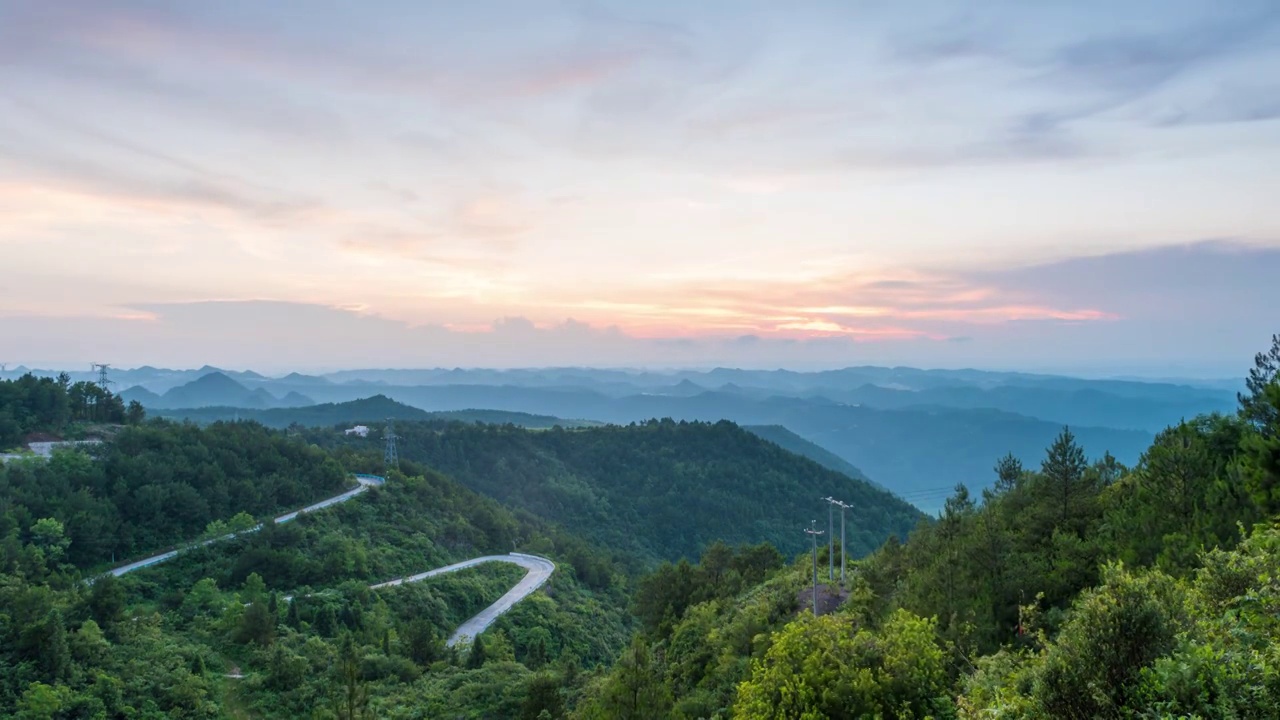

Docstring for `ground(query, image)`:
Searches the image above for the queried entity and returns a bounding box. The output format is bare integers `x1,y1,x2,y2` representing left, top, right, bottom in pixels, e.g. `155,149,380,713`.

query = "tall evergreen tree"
1240,333,1280,431
1041,427,1089,532
994,453,1024,493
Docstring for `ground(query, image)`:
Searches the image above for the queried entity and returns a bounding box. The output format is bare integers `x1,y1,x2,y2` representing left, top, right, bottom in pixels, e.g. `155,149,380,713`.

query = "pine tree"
994,453,1024,493
1042,427,1088,532
1240,333,1280,431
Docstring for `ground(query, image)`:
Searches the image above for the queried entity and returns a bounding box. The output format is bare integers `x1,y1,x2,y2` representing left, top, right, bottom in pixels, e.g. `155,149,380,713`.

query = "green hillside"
311,418,924,564
0,414,631,718
573,338,1280,719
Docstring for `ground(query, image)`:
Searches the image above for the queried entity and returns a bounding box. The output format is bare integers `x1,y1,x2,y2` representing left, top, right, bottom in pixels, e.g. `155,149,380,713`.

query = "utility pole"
836,500,850,586
804,520,824,617
823,497,841,582
384,418,399,471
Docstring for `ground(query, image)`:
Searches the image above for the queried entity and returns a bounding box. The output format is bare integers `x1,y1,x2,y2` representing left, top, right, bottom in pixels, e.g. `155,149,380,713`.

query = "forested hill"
309,418,924,563
0,413,635,717
0,372,143,449
1,421,350,568
572,335,1280,719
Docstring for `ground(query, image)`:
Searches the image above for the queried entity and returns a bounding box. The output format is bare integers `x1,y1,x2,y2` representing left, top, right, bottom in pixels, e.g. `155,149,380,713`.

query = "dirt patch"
24,431,63,444
796,583,850,617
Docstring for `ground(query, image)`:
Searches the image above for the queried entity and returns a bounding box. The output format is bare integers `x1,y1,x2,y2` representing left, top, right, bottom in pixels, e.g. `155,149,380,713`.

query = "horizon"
0,359,1247,385
4,1,1279,372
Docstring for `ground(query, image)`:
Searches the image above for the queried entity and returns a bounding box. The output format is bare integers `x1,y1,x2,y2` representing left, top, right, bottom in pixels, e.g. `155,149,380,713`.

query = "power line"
895,485,957,498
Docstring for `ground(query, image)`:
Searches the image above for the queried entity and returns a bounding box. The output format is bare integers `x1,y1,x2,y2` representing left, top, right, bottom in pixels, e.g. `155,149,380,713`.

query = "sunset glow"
2,0,1279,372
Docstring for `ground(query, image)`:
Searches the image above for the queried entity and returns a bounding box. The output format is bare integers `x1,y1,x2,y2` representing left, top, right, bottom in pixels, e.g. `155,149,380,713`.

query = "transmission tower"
384,418,399,471
804,520,825,617
91,363,113,392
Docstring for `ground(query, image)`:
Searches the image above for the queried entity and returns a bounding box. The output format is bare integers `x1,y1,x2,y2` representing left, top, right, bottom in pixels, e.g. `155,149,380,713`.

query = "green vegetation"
0,399,633,718
7,337,1279,718
2,420,349,568
309,418,923,564
0,372,142,449
572,335,1280,718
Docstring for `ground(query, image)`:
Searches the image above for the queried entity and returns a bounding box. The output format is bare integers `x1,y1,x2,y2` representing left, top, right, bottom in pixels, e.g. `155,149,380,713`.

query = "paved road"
372,552,556,647
1,439,102,463
443,553,556,647
108,474,385,577
102,472,554,647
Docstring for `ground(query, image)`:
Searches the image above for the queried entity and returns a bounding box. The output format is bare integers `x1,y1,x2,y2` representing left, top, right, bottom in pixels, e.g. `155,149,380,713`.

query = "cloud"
1152,84,1280,127
540,259,1118,342
876,3,1280,164
336,191,534,265
1,0,676,107
2,240,1273,376
966,239,1280,316
0,103,324,222
1045,10,1276,98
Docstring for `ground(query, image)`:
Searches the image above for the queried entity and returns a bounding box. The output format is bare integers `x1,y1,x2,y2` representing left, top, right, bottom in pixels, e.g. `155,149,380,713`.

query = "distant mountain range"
9,363,1242,509
4,364,1243,409
155,394,599,430
744,425,883,490
120,372,314,410
323,385,1154,508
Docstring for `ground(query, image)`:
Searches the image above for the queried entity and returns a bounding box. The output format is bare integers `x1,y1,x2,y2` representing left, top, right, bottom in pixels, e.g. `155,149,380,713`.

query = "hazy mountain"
820,383,1236,431
296,366,1237,432
160,372,259,408
277,391,315,408
274,372,331,386
150,372,309,410
155,394,594,430
244,387,278,409
744,425,884,490
7,364,1238,430
119,385,162,406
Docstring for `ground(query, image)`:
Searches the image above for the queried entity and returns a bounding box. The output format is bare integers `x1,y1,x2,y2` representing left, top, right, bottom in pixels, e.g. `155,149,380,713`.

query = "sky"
1,0,1279,376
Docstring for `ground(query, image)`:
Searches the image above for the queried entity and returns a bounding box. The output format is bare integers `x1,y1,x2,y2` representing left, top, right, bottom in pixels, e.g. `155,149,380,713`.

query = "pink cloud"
543,264,1118,342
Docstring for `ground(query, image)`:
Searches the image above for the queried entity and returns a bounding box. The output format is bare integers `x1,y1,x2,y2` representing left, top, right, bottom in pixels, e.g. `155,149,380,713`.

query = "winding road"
103,473,555,647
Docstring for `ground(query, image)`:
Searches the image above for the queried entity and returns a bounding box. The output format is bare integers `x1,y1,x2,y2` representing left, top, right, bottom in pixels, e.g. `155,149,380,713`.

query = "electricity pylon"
91,363,113,392
804,520,825,617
